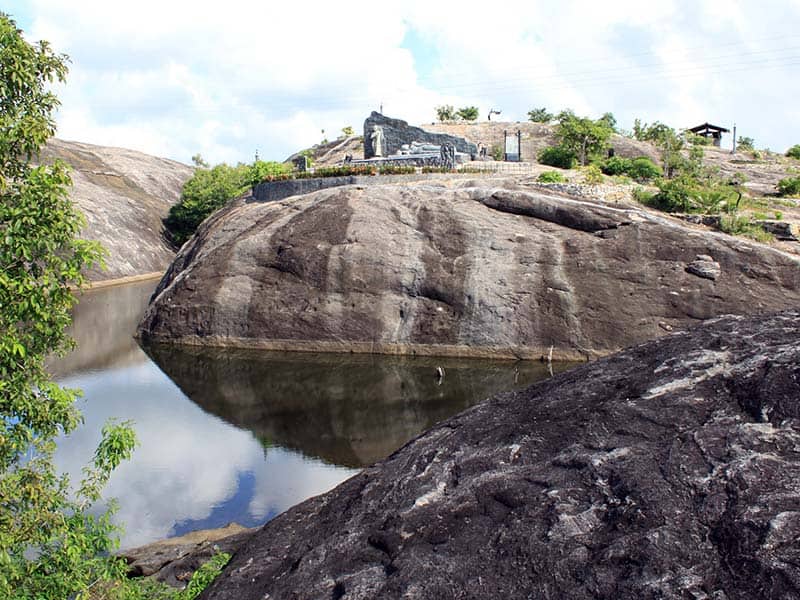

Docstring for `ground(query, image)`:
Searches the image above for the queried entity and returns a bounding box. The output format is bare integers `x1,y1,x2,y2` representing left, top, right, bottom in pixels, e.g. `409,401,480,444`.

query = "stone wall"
252,172,487,203
363,112,477,159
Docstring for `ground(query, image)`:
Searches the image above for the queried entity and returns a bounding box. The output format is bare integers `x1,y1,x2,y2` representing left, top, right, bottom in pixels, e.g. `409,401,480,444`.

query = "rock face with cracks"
201,311,800,600
137,179,800,359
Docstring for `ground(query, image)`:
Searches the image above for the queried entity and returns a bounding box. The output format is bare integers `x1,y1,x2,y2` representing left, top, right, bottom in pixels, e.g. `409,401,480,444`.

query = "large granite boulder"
137,179,800,360
40,138,193,281
201,310,800,599
363,112,477,158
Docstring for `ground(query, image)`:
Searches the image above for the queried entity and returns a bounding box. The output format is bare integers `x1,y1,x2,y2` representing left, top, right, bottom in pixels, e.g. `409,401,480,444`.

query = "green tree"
164,160,289,246
633,120,686,177
341,125,355,137
0,13,138,598
456,106,479,121
527,107,554,123
554,110,613,166
435,104,457,122
599,112,617,131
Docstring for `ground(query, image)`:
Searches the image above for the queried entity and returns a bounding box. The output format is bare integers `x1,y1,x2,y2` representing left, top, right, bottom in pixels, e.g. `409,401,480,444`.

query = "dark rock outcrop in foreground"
138,180,800,359
41,138,193,281
202,311,800,600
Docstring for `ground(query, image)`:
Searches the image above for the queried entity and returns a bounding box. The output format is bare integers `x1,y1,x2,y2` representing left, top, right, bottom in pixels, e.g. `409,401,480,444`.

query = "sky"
10,0,800,165
54,361,357,549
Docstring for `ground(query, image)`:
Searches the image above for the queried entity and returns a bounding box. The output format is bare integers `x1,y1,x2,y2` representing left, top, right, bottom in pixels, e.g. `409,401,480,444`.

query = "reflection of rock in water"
48,279,158,378
142,343,564,468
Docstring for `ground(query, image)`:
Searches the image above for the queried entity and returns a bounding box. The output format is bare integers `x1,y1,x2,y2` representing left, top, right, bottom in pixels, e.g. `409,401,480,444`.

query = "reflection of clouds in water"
54,356,358,549
246,449,354,521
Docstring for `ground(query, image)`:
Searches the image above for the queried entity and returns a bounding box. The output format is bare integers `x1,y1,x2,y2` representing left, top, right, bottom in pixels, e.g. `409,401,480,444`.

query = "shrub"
640,176,739,214
490,145,504,161
537,171,567,183
538,146,576,169
737,136,755,151
719,215,773,242
777,176,800,197
249,160,291,186
627,157,662,182
600,156,660,182
377,164,416,175
786,145,800,159
686,132,711,146
600,156,631,176
582,164,604,184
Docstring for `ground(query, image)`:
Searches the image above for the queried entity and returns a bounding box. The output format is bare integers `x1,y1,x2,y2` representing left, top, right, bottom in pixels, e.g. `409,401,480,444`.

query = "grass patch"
719,215,774,242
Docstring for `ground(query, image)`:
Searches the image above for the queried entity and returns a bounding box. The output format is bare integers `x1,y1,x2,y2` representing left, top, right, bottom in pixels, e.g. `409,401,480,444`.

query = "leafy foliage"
581,164,604,184
191,154,209,168
340,125,354,137
537,171,567,183
777,176,800,197
637,175,741,214
456,106,479,121
600,156,661,182
435,105,457,122
165,160,290,246
527,107,554,123
554,110,613,166
719,215,774,242
101,552,231,600
786,145,800,160
631,119,685,177
599,112,617,131
537,145,577,169
377,164,416,175
737,136,755,151
0,13,141,598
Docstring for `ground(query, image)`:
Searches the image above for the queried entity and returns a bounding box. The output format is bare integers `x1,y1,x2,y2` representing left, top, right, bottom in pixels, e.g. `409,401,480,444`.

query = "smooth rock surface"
40,138,192,281
201,311,800,600
138,179,800,359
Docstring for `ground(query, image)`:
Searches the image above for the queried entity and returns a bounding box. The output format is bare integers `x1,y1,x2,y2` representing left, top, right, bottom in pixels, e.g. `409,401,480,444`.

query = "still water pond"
51,279,560,549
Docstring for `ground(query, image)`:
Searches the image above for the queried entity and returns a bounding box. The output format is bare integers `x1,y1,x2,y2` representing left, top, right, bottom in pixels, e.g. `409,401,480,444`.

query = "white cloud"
18,0,800,164
54,360,357,549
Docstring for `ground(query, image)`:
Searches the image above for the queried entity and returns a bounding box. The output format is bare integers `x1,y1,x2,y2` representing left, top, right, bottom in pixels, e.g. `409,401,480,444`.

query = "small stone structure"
363,112,477,159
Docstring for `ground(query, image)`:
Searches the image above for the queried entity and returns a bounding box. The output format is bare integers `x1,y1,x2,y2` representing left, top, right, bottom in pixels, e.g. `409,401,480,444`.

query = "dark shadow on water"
142,342,577,468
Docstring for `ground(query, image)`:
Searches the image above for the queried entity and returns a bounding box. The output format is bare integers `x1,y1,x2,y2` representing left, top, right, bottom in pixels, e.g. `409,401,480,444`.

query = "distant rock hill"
40,139,193,282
